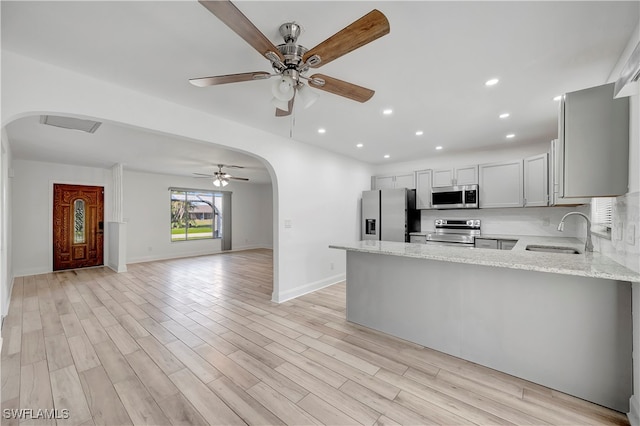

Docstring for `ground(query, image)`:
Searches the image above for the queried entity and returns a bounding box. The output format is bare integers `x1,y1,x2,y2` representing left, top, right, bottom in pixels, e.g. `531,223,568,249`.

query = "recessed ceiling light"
383,154,390,159
382,109,393,115
499,113,510,119
356,143,363,148
415,130,424,136
317,128,326,134
553,95,562,102
506,133,515,139
435,146,443,150
485,78,499,86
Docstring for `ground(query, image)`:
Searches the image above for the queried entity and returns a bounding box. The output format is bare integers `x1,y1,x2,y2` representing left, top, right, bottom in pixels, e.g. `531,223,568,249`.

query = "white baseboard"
13,267,50,278
127,250,223,264
229,244,272,251
106,262,127,273
272,273,346,303
127,246,273,265
629,395,640,426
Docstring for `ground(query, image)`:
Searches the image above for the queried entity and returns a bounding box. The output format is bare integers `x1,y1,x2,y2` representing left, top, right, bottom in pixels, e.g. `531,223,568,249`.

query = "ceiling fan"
189,0,390,116
194,164,249,187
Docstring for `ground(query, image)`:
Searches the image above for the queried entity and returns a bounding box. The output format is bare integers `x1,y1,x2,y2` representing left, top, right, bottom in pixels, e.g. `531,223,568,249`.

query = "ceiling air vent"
39,115,102,133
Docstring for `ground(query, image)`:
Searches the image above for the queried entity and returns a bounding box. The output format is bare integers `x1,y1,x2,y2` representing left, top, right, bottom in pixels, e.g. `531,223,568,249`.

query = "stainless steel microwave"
431,184,479,209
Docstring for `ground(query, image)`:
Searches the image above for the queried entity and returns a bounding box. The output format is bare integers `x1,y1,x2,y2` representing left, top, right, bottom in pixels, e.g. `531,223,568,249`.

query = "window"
591,197,613,238
73,199,86,244
170,189,223,241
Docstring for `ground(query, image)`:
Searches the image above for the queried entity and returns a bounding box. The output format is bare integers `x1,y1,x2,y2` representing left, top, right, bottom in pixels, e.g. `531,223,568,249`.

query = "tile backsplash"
420,205,590,237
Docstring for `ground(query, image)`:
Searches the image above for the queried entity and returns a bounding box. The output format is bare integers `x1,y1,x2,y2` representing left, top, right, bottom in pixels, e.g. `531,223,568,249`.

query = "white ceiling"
2,1,639,176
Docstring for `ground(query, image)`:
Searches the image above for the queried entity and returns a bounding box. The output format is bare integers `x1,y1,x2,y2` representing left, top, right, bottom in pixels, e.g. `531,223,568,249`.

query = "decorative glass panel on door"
74,199,86,244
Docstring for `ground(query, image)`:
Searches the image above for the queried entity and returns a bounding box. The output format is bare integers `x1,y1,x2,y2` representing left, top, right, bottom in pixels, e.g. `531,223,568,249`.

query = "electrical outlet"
626,224,636,246
284,219,292,229
148,246,153,252
542,217,550,226
330,262,334,270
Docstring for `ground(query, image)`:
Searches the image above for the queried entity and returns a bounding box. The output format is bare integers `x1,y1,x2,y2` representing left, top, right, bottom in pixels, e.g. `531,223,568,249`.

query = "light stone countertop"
330,236,640,282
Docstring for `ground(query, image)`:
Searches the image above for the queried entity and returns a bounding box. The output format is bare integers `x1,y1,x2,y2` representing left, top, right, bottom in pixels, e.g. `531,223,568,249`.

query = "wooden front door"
53,184,104,271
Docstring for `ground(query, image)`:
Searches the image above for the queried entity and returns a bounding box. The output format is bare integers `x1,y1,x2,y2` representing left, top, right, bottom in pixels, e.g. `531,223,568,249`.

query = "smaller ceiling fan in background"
189,0,390,116
194,164,249,187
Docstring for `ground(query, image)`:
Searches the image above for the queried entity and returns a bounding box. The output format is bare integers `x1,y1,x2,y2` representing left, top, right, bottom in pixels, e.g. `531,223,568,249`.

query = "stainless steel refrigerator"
361,188,420,242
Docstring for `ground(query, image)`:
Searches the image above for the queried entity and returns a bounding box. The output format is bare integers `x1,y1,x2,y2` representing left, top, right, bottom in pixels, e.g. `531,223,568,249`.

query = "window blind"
591,197,613,231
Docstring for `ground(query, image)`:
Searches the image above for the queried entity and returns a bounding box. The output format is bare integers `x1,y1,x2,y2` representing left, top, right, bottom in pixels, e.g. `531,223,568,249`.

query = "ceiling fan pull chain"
289,114,294,138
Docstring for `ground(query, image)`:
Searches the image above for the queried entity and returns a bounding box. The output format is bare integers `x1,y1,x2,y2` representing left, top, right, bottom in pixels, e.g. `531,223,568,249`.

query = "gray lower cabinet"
474,238,498,249
475,238,518,250
410,235,426,243
498,239,517,250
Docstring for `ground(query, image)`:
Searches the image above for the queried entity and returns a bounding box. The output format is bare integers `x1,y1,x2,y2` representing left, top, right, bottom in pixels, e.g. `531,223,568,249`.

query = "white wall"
123,170,272,263
2,51,373,302
11,159,112,277
231,181,273,251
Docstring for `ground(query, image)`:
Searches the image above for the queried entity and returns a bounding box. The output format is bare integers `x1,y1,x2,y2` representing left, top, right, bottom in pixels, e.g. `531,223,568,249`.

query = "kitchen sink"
525,245,581,254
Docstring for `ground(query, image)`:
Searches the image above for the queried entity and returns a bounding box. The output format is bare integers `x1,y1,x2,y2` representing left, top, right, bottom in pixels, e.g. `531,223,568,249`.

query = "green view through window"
170,190,222,241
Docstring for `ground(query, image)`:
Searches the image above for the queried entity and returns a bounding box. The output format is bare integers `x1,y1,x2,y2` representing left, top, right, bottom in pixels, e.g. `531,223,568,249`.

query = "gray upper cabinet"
394,173,416,189
523,153,549,207
479,160,523,208
373,175,395,190
432,165,478,187
415,169,433,209
372,173,415,190
560,83,629,198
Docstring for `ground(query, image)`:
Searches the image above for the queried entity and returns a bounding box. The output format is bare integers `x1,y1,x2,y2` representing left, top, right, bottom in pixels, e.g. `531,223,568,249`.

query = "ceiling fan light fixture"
272,75,295,101
213,177,229,187
271,97,290,111
296,83,319,109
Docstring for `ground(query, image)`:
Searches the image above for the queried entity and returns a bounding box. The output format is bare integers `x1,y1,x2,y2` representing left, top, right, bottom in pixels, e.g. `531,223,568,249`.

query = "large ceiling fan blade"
193,173,215,178
189,72,270,87
228,176,250,181
308,74,374,103
275,97,294,117
302,9,389,68
198,0,284,61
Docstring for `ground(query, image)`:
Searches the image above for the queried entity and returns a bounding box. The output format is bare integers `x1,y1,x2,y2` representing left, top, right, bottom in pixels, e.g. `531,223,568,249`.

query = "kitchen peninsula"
330,238,640,412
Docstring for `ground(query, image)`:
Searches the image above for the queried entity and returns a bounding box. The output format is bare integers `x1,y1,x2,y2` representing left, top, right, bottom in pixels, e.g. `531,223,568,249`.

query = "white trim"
14,267,51,278
127,249,225,265
629,395,640,426
127,246,272,265
272,273,346,303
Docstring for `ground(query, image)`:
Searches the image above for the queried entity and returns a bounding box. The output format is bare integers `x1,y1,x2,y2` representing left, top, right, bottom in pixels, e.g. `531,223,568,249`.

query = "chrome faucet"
557,212,593,252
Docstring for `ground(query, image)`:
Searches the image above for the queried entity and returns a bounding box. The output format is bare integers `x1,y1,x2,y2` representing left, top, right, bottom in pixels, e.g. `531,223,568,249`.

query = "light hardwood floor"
1,249,630,425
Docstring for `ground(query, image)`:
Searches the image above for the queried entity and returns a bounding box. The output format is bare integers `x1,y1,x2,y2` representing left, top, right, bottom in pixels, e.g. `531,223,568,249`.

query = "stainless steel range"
426,219,481,247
